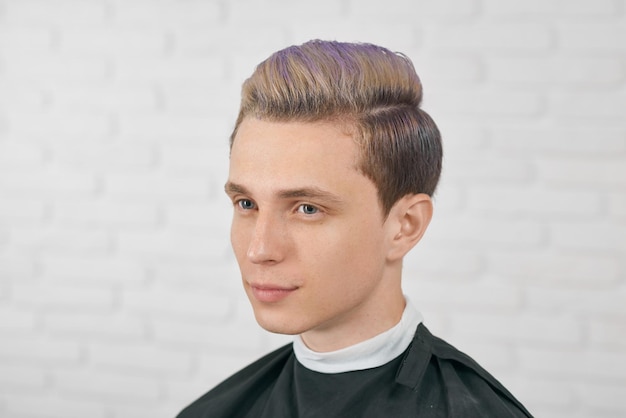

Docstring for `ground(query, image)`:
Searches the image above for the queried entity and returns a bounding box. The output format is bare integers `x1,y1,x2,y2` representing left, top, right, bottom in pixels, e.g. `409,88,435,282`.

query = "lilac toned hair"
230,40,443,216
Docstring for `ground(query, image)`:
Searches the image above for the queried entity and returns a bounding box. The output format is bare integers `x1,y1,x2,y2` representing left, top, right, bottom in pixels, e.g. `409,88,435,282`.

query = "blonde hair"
230,40,442,216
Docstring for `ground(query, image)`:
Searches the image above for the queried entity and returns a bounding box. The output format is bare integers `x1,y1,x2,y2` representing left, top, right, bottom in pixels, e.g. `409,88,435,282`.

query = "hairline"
229,115,398,221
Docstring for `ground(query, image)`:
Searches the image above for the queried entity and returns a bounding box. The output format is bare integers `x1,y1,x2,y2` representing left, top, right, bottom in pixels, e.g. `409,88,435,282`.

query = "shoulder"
399,324,534,418
177,343,293,418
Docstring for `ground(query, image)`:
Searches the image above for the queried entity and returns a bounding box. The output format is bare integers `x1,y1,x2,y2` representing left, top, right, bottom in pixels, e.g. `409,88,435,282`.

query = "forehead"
229,118,360,180
227,118,382,206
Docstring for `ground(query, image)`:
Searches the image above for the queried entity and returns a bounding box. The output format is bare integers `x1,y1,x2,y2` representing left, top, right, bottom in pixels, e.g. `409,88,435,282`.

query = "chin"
253,309,308,336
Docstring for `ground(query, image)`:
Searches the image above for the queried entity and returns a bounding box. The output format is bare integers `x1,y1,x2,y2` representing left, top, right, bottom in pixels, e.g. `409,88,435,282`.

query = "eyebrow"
224,181,344,205
224,182,249,196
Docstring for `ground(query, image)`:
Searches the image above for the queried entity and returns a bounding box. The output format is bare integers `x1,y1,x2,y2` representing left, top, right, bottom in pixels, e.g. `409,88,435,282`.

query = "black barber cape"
177,324,533,418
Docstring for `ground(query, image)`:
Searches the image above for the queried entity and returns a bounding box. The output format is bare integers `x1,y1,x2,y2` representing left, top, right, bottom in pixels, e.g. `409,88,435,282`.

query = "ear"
385,193,433,262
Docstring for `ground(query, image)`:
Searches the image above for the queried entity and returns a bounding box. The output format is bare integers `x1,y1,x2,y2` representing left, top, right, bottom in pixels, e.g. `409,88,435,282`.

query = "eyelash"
234,199,321,216
297,204,319,215
236,199,256,210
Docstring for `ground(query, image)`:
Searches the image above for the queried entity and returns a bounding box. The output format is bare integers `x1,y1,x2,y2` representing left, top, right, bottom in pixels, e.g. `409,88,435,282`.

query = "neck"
293,297,423,373
300,284,405,352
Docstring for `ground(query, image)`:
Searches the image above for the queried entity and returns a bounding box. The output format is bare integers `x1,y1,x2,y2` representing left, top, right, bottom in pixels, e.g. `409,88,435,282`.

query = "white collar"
293,298,423,374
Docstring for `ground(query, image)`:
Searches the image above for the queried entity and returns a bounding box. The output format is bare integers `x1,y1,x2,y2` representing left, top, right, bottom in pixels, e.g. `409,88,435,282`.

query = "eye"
297,204,319,215
237,199,256,210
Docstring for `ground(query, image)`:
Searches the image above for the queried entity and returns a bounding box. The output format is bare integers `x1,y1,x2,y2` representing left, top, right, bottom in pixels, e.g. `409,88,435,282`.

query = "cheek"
309,223,386,276
230,221,248,258
344,216,385,251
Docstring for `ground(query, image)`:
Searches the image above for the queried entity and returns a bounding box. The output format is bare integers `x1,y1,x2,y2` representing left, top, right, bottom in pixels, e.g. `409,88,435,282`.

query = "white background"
0,0,625,417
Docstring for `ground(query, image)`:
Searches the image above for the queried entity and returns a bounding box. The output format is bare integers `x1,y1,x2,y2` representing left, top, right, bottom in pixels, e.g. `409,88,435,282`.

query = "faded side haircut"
230,39,443,216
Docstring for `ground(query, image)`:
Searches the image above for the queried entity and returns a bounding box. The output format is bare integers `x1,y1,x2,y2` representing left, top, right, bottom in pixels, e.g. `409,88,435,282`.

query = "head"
230,40,442,216
226,40,442,350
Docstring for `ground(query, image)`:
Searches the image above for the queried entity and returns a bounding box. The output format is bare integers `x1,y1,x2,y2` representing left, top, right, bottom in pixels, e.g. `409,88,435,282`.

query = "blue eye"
298,204,318,215
238,199,256,210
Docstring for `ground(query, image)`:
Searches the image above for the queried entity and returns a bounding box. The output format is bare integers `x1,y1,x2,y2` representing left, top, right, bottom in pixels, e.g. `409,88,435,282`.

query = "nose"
247,212,285,264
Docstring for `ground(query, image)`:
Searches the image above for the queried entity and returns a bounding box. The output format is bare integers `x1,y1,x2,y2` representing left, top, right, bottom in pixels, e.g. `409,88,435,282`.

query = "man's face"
226,118,400,349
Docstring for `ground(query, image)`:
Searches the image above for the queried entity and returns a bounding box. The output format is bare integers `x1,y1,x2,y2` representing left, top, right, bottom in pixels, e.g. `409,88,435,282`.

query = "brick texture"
1,0,625,416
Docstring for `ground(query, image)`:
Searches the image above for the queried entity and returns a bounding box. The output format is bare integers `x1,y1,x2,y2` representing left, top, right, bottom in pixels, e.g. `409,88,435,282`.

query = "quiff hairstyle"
230,40,443,216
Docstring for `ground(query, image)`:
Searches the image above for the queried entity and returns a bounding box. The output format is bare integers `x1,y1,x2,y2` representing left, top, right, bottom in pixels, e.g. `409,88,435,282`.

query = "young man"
178,40,533,417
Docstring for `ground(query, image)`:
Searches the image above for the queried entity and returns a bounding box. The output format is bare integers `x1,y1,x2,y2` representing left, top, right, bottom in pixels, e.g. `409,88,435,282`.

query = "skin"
226,117,433,352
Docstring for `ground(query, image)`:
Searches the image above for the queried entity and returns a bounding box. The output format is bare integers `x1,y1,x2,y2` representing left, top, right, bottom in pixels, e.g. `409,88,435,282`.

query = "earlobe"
387,194,433,261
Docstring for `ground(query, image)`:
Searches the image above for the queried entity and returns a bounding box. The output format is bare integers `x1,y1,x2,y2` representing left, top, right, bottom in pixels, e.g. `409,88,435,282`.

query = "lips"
249,283,298,303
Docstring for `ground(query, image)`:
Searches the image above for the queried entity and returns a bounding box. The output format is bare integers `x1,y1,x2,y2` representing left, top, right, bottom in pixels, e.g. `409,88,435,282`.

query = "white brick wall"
0,1,625,417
